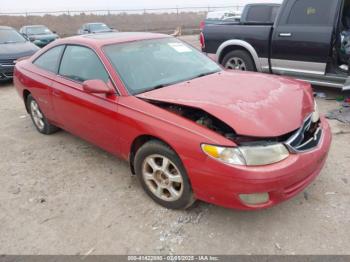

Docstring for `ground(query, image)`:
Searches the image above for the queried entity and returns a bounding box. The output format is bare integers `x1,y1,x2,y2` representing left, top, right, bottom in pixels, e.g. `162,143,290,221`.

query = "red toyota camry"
14,32,332,210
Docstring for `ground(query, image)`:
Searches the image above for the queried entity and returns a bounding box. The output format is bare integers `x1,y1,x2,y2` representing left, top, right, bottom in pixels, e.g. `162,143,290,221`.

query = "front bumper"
188,117,332,210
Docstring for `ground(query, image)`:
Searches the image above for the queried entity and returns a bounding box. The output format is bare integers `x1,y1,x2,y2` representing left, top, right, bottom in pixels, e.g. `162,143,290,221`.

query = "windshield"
27,26,52,35
103,38,221,95
90,23,110,32
0,29,26,44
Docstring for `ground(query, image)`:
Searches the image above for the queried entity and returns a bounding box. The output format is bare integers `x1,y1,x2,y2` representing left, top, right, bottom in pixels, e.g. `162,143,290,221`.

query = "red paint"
14,33,332,210
138,71,315,137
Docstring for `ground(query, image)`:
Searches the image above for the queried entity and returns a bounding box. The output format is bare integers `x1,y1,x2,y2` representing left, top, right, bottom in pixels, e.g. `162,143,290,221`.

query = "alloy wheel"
30,100,45,131
225,57,247,71
142,154,184,202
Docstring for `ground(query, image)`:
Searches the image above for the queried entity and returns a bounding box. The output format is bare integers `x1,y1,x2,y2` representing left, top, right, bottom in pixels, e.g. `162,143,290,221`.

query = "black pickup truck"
201,0,350,91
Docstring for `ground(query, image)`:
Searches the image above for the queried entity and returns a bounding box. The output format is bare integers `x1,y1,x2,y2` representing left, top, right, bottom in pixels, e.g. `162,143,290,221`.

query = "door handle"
279,33,292,37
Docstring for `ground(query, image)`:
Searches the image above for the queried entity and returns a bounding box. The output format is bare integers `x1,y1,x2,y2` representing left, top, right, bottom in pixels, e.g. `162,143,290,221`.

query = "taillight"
199,21,205,31
200,32,205,50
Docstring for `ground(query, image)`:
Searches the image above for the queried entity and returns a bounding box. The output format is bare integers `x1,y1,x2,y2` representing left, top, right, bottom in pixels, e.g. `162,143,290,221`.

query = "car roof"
60,32,171,47
0,26,14,30
86,22,107,25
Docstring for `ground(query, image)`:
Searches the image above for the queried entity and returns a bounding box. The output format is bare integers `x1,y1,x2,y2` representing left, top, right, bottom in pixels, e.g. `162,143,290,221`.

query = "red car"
14,32,332,210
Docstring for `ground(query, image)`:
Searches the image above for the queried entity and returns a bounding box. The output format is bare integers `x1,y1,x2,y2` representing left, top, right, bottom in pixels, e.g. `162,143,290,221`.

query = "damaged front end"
146,99,322,166
149,100,237,141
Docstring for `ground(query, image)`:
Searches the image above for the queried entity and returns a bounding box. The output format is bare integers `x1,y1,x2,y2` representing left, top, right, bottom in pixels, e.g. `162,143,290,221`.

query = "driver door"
51,45,121,155
270,0,339,77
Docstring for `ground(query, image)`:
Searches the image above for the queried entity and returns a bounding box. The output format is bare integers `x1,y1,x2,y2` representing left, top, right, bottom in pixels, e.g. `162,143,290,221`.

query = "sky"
0,0,282,13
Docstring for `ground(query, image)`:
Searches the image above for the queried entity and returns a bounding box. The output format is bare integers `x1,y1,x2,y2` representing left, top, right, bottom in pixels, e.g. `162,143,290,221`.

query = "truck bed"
203,23,273,59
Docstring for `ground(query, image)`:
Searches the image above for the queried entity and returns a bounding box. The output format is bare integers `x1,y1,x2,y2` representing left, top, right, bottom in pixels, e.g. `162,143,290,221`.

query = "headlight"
312,101,320,123
202,143,289,166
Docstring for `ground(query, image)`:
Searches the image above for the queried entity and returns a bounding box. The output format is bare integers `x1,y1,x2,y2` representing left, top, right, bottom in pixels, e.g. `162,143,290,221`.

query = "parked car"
77,23,115,35
14,32,331,210
0,26,39,82
200,10,242,30
201,0,350,91
20,25,59,48
200,3,280,31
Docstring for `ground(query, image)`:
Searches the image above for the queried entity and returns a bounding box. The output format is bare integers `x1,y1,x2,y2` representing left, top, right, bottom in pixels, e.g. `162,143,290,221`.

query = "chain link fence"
0,6,244,37
0,6,244,16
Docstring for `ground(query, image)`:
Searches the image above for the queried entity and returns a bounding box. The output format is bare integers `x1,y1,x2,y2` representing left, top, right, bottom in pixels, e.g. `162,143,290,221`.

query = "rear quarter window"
246,6,275,23
33,45,65,74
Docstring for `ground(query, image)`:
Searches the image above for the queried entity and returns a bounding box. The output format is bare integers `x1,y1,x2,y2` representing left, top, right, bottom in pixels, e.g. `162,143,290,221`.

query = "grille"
285,114,322,153
3,71,14,77
0,59,16,66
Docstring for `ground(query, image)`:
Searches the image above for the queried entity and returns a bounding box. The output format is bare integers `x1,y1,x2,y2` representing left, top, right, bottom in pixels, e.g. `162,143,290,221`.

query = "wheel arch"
216,40,262,72
23,89,31,113
128,134,177,175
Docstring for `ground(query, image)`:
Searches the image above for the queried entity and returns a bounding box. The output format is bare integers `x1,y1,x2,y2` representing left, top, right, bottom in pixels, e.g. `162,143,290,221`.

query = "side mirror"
83,79,114,94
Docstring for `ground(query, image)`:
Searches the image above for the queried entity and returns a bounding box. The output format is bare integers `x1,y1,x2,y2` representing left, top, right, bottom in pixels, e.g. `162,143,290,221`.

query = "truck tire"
222,50,256,72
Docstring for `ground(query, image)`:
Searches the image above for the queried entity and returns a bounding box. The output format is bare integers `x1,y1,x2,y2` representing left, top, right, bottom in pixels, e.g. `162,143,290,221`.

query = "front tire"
27,94,59,135
222,50,256,71
134,140,195,209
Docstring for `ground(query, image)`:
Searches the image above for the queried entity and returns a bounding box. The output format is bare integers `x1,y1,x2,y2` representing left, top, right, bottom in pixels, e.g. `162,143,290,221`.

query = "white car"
206,10,242,23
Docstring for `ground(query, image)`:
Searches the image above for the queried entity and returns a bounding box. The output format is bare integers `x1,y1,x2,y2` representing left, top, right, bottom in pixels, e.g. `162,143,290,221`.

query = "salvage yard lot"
1,35,350,255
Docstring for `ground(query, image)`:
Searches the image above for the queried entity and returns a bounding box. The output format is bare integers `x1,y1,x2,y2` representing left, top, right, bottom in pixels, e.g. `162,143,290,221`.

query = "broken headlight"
201,143,289,166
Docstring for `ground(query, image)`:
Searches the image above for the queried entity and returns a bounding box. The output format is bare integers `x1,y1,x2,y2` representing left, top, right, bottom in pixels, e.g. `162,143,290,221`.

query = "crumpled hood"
137,71,314,137
0,41,39,60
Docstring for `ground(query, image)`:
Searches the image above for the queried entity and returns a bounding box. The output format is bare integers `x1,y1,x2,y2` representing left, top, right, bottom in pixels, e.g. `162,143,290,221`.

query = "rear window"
246,5,277,23
287,0,333,25
27,26,51,35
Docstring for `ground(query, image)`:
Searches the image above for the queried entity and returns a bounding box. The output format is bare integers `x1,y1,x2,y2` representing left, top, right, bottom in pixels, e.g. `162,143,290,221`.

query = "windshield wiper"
135,83,174,95
148,83,171,91
189,71,219,80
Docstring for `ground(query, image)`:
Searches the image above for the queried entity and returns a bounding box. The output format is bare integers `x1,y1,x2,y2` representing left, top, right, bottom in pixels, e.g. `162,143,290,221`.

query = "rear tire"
27,94,59,135
222,50,256,72
134,140,196,210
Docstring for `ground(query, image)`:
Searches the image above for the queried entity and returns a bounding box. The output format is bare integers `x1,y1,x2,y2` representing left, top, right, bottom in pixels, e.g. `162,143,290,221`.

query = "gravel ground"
0,35,350,255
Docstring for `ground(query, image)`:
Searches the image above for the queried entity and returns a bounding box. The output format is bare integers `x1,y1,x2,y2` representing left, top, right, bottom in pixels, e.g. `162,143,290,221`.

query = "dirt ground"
1,35,350,255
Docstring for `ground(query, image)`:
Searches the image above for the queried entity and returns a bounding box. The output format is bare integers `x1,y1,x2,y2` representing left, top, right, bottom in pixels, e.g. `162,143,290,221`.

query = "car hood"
93,29,113,33
137,71,314,137
0,41,39,60
30,34,58,40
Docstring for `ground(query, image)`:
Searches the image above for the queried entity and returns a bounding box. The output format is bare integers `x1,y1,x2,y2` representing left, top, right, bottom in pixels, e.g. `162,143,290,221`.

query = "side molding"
216,40,264,72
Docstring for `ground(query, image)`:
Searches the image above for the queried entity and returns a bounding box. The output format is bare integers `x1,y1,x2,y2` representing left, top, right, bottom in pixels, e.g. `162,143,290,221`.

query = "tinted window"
246,6,274,23
33,45,65,73
59,45,109,83
287,0,332,25
271,6,280,22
